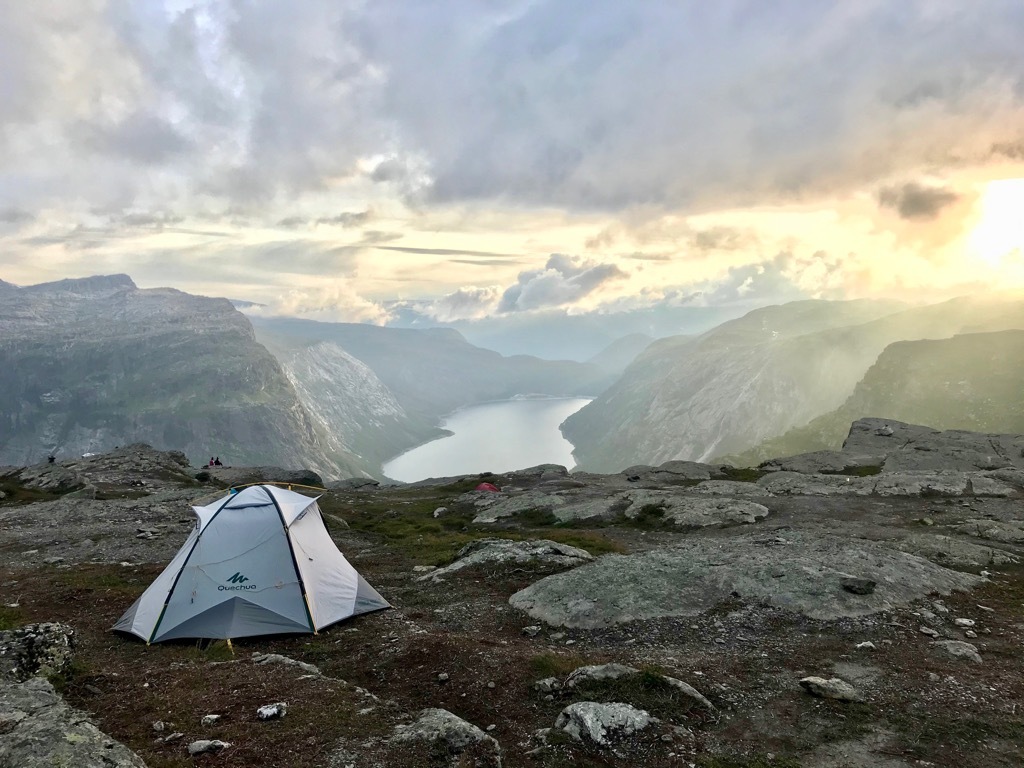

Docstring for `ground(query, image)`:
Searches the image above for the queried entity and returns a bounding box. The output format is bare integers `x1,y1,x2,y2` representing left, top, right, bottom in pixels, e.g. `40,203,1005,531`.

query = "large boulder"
391,708,502,767
420,539,593,582
205,465,324,488
509,532,983,628
554,702,655,746
0,623,75,682
620,492,769,527
0,677,146,768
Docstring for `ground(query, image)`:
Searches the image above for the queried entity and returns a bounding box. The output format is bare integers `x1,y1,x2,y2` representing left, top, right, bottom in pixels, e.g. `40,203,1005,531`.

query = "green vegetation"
821,465,882,477
569,668,719,725
696,755,802,768
0,605,24,630
713,466,768,483
529,651,594,679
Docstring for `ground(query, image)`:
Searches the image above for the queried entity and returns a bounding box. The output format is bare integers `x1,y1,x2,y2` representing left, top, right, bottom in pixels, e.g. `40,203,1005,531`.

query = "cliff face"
563,296,1024,473
724,329,1024,465
277,341,442,468
0,275,366,478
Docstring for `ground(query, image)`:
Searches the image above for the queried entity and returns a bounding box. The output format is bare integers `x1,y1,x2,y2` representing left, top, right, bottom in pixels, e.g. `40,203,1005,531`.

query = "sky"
2,0,1024,327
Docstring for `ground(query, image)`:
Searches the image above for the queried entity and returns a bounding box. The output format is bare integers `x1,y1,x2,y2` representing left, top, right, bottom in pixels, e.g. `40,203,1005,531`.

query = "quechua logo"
219,572,256,591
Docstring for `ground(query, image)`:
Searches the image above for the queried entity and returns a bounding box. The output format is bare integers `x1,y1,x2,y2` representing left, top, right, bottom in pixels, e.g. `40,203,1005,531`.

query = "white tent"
114,485,389,643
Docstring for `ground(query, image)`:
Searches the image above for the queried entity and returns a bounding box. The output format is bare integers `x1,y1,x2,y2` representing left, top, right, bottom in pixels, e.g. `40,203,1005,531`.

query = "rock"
855,641,877,650
0,677,147,767
932,640,983,663
251,653,323,677
954,618,976,627
391,708,502,767
563,664,715,711
437,673,450,682
208,465,324,489
534,677,561,693
554,702,655,746
621,492,769,528
257,702,288,720
954,519,1024,545
919,626,940,638
965,630,978,638
420,538,592,582
0,623,75,681
152,720,167,732
200,714,221,726
895,534,1020,568
187,739,231,755
564,663,640,689
433,507,448,518
841,577,877,595
509,532,982,628
799,676,864,702
522,626,541,637
471,491,565,524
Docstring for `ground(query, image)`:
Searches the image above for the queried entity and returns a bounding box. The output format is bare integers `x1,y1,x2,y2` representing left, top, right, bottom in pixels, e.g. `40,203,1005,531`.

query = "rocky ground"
1,419,1023,767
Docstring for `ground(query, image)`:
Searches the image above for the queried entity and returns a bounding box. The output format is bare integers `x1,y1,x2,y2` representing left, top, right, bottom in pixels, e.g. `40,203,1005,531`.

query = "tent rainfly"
114,485,389,643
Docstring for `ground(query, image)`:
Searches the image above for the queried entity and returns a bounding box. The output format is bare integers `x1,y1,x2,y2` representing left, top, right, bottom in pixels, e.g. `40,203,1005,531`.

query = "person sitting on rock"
208,457,215,467
214,456,222,466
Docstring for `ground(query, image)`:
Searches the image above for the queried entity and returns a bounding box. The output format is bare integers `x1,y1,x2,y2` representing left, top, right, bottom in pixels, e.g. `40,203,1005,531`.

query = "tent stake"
226,638,234,654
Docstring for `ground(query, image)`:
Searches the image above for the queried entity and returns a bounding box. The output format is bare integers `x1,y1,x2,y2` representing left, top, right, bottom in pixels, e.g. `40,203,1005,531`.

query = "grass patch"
529,651,594,679
570,669,718,725
0,605,25,630
713,467,767,483
55,566,147,596
697,755,802,768
539,530,627,556
0,479,69,506
623,503,666,529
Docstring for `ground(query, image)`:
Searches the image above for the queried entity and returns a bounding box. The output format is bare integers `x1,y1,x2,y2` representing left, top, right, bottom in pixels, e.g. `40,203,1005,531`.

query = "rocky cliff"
563,296,1024,473
0,275,366,478
723,329,1024,466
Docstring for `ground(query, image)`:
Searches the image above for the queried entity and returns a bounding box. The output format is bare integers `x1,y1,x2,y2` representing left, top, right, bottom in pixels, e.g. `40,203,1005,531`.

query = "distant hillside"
0,275,367,478
721,329,1024,466
563,295,1024,473
251,316,613,424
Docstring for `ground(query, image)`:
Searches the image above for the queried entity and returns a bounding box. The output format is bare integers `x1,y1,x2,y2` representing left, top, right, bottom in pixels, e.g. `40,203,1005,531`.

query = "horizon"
2,3,1024,330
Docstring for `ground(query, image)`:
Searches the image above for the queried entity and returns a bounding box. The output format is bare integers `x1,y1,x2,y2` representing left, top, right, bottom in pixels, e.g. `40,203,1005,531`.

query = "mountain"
250,316,612,424
586,333,655,374
722,329,1024,465
274,341,443,468
562,296,1024,473
384,302,748,361
0,275,366,477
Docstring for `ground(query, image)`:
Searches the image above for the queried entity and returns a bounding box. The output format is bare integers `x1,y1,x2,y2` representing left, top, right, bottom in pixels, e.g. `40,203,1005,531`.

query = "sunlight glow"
968,178,1024,267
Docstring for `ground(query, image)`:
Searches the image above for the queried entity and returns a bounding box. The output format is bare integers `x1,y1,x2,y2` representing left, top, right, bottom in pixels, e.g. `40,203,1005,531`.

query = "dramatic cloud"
425,286,502,322
244,280,390,324
878,182,960,220
498,254,628,312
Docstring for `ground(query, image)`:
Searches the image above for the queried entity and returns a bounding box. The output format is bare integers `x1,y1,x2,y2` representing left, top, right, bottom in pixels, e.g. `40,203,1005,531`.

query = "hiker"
47,455,56,464
209,457,215,467
214,456,222,466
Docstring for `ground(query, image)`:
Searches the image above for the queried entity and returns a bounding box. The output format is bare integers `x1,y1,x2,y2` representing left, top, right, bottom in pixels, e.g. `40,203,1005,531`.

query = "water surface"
383,397,591,482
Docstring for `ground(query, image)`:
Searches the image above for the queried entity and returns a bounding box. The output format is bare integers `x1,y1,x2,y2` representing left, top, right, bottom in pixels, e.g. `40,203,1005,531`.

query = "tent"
114,485,389,643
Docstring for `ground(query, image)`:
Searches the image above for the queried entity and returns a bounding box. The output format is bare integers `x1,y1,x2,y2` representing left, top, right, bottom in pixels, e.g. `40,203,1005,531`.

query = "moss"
713,467,767,483
569,669,718,726
0,605,24,631
529,652,594,679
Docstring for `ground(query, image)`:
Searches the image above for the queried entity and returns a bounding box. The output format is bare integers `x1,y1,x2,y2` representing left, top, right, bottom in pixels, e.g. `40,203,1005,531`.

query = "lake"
382,397,592,482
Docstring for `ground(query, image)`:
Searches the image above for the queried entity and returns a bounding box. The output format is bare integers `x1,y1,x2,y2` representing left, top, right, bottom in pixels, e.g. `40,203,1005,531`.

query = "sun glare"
968,178,1024,267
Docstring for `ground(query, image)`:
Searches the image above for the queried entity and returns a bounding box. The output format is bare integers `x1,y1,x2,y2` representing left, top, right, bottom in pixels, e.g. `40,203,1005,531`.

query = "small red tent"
475,482,500,492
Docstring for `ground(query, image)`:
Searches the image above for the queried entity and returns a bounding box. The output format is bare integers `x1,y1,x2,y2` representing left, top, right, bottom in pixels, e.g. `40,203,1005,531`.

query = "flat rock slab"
894,533,1020,568
0,677,146,768
509,532,983,628
419,538,592,581
757,470,1014,498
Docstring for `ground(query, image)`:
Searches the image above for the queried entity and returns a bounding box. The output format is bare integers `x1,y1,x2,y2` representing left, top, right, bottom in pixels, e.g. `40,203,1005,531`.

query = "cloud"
424,285,502,321
315,210,375,227
498,254,628,312
0,208,34,225
243,280,390,324
878,182,960,220
374,245,521,258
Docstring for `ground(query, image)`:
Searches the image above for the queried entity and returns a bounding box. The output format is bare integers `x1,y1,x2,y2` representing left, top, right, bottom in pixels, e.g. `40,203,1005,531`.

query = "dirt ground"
1,462,1023,767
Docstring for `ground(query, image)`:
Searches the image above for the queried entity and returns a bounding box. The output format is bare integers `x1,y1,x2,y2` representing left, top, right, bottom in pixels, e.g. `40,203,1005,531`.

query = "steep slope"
563,296,1024,473
276,341,442,468
587,333,655,375
251,316,612,422
0,275,366,478
723,329,1024,465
